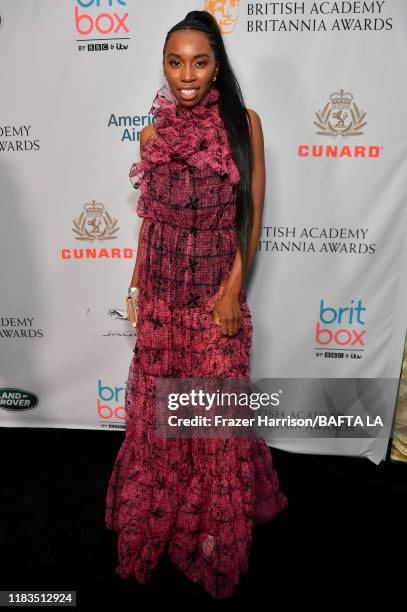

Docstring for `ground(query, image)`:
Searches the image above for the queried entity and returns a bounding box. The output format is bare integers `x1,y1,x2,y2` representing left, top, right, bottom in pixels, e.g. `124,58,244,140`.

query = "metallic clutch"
126,286,139,328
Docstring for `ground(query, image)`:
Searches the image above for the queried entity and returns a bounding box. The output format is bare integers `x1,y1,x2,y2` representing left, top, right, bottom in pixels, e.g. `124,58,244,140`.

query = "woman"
105,10,288,600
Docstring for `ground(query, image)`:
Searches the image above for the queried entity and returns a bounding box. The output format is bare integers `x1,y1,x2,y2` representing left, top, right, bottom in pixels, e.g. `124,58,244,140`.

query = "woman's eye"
169,60,208,67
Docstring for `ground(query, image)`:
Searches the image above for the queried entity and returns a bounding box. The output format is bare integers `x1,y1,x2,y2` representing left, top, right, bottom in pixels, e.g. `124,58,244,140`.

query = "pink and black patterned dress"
105,83,288,599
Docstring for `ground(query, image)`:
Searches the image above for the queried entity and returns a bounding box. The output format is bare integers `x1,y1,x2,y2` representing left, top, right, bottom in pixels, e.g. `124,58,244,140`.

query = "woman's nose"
180,65,195,81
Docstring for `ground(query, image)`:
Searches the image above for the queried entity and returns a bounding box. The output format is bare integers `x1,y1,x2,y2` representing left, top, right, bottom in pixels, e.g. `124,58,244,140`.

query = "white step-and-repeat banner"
1,1,406,465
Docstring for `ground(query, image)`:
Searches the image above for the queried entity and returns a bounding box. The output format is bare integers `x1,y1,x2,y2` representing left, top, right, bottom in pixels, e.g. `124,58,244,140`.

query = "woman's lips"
178,88,199,101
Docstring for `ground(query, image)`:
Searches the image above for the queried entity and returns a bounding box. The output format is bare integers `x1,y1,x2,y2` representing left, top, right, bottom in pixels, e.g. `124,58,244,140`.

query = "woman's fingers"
212,310,241,335
226,317,241,336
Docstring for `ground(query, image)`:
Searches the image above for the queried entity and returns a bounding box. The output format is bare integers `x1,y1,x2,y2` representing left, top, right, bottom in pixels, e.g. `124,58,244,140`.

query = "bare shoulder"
246,108,263,142
246,108,264,160
246,108,261,124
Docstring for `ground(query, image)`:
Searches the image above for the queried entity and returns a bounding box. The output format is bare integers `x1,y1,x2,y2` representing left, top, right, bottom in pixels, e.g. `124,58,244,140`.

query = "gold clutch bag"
126,287,139,328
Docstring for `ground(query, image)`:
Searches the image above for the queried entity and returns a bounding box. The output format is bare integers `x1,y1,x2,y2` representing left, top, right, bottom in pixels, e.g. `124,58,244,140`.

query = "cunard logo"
314,89,367,138
62,201,132,259
205,0,240,34
72,201,119,242
298,88,382,158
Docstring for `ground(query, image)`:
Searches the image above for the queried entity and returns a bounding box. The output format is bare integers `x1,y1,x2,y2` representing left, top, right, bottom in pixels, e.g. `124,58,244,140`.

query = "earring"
213,75,217,82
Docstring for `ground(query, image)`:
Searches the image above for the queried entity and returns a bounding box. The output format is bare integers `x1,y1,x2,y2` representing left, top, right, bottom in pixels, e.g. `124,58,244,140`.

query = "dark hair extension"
163,10,254,288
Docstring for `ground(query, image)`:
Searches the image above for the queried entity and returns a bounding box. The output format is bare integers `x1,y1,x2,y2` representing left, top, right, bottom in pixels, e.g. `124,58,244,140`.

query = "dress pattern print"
105,83,288,599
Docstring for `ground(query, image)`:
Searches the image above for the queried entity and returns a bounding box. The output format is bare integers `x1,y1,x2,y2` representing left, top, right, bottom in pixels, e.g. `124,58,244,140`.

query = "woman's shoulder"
246,108,260,121
246,108,262,130
245,108,264,145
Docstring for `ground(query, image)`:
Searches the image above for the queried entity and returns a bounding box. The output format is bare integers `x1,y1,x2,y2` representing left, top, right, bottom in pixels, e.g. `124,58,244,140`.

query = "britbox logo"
315,299,367,353
97,379,125,423
75,0,129,37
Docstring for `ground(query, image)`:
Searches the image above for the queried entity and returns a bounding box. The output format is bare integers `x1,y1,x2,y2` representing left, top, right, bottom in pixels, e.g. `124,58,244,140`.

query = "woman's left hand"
212,285,242,336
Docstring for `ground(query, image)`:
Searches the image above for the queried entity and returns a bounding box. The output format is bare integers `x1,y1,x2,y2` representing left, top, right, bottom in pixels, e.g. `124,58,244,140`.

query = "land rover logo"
0,388,39,411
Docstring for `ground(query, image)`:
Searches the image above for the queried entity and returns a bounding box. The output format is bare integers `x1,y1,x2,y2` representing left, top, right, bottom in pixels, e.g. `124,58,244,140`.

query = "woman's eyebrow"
166,52,210,59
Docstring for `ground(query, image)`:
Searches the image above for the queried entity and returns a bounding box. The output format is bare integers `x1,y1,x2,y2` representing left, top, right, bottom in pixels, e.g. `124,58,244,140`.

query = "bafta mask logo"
314,89,367,138
72,200,119,242
205,0,240,34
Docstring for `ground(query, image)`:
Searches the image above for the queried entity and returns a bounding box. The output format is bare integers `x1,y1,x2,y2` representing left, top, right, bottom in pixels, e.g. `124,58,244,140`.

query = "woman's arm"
213,109,266,334
129,218,146,287
223,109,266,298
129,124,156,287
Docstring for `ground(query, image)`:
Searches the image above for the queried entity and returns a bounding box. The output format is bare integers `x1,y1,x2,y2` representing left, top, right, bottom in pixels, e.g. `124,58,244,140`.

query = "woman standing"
105,10,288,600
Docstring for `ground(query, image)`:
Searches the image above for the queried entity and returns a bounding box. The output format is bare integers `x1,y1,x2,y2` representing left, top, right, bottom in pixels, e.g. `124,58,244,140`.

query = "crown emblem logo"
72,200,119,241
314,89,367,138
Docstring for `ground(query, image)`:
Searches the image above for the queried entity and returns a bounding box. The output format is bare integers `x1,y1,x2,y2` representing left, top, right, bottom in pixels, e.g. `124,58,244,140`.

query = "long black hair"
163,10,254,288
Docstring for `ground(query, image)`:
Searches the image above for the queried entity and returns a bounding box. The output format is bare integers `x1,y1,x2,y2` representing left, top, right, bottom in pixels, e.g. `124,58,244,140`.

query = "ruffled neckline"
129,83,240,187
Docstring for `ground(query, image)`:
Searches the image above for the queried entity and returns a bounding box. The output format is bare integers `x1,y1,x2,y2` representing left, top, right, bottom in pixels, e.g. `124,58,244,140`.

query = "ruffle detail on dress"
167,436,288,599
129,83,240,202
250,437,289,524
105,358,193,584
133,287,253,379
167,444,255,599
105,354,288,599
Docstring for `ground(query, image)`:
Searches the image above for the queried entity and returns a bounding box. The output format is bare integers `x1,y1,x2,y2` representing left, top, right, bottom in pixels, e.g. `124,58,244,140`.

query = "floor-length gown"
105,83,288,599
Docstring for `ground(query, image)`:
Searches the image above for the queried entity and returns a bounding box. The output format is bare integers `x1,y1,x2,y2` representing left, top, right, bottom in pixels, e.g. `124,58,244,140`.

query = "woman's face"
163,29,219,112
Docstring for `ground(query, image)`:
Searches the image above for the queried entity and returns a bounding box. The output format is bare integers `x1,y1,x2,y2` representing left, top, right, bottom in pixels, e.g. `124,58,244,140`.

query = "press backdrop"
1,0,406,465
